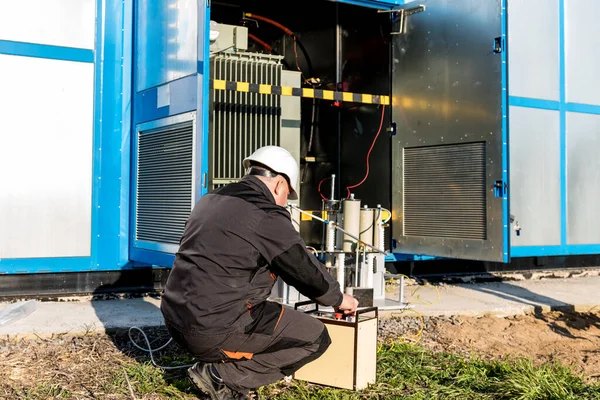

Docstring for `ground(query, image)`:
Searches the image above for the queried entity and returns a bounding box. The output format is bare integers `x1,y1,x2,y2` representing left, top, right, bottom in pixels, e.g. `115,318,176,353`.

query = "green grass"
14,342,599,399
113,354,199,399
254,343,600,400
10,383,73,399
110,342,600,399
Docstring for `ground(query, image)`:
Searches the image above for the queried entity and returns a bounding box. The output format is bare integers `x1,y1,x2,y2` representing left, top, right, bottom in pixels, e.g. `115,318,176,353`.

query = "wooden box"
292,302,378,391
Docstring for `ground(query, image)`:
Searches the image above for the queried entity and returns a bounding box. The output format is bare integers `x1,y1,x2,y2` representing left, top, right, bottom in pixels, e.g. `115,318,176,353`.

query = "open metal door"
391,0,509,262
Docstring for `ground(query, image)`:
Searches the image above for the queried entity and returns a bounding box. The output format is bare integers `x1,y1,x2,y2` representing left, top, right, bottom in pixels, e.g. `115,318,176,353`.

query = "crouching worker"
160,145,359,399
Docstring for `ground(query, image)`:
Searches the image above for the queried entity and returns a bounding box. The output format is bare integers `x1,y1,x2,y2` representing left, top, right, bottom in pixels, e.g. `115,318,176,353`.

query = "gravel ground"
378,314,462,349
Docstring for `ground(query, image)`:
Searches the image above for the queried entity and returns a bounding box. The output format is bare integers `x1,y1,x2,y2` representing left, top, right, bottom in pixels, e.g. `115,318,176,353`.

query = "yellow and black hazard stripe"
211,79,390,106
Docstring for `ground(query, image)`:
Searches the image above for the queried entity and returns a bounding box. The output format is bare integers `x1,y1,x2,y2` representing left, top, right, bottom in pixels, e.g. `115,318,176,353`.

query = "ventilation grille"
210,54,282,190
403,142,487,240
136,121,193,245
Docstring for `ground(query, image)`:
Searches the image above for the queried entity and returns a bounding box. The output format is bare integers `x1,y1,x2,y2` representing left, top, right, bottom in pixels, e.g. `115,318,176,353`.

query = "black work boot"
188,362,247,400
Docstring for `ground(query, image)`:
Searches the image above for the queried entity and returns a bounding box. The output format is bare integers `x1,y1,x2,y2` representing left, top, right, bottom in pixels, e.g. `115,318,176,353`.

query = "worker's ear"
274,176,288,197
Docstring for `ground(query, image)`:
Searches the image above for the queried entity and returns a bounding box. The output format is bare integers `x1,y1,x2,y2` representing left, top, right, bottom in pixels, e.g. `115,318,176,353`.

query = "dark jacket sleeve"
253,208,344,307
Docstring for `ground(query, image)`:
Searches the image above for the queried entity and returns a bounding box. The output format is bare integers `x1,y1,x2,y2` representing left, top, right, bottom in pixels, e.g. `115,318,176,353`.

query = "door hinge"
202,172,208,188
378,5,426,35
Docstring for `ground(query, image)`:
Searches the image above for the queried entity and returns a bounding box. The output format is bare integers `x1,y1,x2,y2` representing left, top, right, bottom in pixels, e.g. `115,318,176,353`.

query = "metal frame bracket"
378,5,426,35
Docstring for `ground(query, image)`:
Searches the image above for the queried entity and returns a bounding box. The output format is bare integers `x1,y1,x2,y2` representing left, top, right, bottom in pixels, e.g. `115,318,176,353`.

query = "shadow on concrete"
90,269,204,398
462,281,572,314
461,282,594,339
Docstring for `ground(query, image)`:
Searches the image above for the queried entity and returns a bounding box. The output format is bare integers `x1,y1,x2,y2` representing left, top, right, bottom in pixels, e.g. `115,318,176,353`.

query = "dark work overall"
160,176,343,394
166,303,331,393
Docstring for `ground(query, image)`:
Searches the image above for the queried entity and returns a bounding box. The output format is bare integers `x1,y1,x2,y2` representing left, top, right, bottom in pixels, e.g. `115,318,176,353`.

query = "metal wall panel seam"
0,40,94,63
90,0,104,271
502,0,510,261
129,0,140,267
508,96,560,110
565,103,600,115
559,0,567,247
119,0,134,266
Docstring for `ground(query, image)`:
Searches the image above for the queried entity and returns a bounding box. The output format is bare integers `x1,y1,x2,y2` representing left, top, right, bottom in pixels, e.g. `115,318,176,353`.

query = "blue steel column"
92,0,133,271
196,0,211,199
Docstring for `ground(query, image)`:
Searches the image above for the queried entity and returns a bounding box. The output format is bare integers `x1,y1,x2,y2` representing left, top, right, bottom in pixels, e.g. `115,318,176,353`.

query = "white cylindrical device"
326,222,336,252
366,254,375,288
373,204,385,251
336,253,346,291
336,212,343,250
342,195,361,252
359,205,375,246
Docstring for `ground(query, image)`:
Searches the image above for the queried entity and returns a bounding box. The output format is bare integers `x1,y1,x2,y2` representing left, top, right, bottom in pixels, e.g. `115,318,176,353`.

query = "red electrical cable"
317,176,330,200
248,33,272,52
244,13,304,78
345,106,386,198
244,13,294,36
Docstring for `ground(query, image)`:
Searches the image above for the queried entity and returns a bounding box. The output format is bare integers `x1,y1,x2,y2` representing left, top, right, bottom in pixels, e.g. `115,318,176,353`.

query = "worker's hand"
337,294,359,314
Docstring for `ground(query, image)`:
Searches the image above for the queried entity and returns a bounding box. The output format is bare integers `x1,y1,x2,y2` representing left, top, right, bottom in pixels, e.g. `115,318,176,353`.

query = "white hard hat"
243,146,299,200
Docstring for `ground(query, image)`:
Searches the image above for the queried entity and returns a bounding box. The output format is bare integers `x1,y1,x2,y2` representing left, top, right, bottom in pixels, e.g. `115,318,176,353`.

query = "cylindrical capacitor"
342,195,361,252
326,221,336,252
373,204,385,251
336,253,346,291
366,254,375,288
323,200,341,251
336,212,343,250
359,205,375,246
378,227,385,251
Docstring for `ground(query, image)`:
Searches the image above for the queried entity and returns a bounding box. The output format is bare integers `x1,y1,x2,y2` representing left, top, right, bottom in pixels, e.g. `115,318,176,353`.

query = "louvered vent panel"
136,122,193,244
403,142,487,239
211,54,282,190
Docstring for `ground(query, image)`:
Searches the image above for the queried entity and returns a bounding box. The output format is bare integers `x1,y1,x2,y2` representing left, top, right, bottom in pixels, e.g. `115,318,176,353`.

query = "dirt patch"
380,311,600,379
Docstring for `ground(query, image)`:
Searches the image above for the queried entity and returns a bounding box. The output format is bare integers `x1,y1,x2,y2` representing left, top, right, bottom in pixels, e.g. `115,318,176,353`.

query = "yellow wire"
390,307,426,344
386,273,442,344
